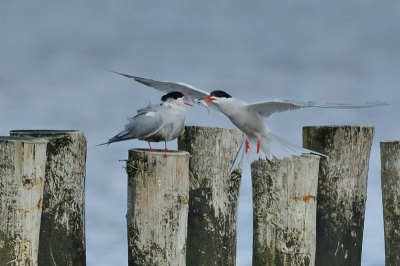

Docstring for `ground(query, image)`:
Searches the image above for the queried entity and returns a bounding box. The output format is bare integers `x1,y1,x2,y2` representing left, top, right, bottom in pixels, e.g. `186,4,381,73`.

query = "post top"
128,148,190,156
303,125,375,129
0,136,48,143
183,125,244,135
380,140,400,144
10,130,84,138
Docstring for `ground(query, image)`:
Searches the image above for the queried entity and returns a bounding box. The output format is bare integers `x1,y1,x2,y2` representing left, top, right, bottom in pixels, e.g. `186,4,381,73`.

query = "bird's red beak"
203,96,216,102
183,93,193,106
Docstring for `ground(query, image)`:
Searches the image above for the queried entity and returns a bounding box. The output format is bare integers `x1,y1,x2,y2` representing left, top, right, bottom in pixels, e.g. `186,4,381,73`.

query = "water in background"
1,1,399,265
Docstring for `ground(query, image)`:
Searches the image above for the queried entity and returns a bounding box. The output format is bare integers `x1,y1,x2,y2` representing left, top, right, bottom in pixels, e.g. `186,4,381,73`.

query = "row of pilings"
0,126,400,265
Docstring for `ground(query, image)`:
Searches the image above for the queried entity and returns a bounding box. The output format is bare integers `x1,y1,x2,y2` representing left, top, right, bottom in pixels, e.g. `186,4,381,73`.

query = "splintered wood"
251,155,320,266
178,126,244,266
0,137,47,266
381,141,400,266
303,125,374,266
126,149,190,266
10,130,87,266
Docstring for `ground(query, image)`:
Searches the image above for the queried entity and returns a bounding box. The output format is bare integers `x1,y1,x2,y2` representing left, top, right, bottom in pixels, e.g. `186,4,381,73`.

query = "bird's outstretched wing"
107,70,210,105
247,98,388,118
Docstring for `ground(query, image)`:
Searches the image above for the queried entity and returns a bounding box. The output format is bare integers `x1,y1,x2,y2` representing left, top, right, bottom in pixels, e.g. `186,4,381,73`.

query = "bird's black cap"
161,91,185,101
210,90,232,98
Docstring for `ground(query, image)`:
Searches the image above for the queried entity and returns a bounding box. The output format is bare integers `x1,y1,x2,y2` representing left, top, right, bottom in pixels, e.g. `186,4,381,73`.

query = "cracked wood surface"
178,126,245,266
380,141,400,266
126,149,190,266
0,137,47,266
251,155,320,266
10,130,87,266
303,125,374,266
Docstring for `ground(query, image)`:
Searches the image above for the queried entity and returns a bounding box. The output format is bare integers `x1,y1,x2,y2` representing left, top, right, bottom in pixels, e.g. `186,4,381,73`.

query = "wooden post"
251,155,320,266
125,149,190,266
9,130,87,266
303,125,374,266
177,126,245,266
0,136,48,266
380,141,400,265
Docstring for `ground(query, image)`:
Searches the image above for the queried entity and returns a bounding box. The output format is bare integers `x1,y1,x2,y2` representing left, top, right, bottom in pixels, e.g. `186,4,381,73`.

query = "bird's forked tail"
229,133,325,174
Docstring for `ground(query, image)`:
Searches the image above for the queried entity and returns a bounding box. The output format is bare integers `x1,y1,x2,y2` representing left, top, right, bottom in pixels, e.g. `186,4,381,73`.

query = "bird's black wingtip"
96,142,109,147
105,69,135,79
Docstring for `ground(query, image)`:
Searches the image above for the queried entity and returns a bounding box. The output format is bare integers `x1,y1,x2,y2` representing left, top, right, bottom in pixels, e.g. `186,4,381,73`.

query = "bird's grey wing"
109,110,165,143
107,70,210,105
247,98,388,118
126,111,165,139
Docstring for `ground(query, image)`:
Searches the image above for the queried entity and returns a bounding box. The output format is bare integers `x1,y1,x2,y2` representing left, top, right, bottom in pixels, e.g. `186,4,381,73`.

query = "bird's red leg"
147,141,155,151
163,141,169,152
257,138,261,154
245,139,250,153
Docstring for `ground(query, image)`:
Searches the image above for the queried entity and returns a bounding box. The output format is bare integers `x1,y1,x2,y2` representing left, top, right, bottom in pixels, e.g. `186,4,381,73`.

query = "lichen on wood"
303,125,374,266
10,130,87,266
0,137,48,266
178,126,244,266
251,155,320,266
126,149,190,266
380,141,400,266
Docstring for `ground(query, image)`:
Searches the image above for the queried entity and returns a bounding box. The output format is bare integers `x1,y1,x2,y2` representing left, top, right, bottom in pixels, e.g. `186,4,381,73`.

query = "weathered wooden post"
178,126,244,266
251,155,320,266
0,136,48,266
10,130,87,266
303,125,374,266
126,149,190,266
380,141,400,266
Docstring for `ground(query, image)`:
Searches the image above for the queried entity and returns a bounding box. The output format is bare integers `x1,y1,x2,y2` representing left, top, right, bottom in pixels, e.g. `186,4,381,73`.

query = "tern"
98,91,192,150
108,71,387,172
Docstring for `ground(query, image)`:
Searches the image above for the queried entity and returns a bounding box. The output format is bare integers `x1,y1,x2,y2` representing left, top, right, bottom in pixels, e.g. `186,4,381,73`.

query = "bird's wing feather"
105,107,165,144
247,98,388,118
107,70,210,104
125,111,165,139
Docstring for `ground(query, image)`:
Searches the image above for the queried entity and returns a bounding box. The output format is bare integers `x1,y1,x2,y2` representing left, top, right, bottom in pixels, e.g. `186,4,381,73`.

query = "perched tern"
98,91,192,150
108,71,387,172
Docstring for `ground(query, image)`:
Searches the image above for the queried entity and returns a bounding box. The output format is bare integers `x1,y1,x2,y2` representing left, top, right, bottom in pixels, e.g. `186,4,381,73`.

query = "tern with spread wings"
109,71,387,172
